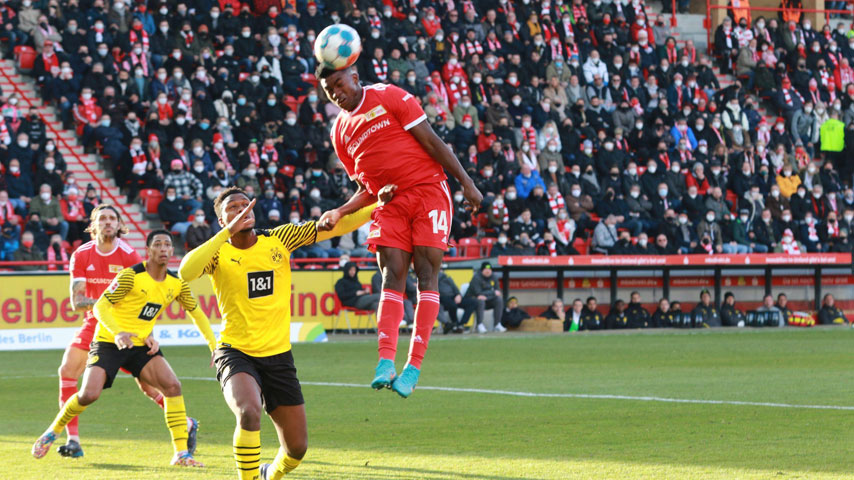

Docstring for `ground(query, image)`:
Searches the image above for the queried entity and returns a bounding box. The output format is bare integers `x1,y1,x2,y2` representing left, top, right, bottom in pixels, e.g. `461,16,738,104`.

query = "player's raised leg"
261,405,307,480
137,356,203,467
223,372,263,479
56,343,87,457
33,365,106,458
371,247,412,389
392,245,443,398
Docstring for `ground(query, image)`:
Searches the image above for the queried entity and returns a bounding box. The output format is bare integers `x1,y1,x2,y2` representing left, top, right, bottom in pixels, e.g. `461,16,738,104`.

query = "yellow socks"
164,396,188,453
234,428,261,480
269,448,302,479
50,393,87,435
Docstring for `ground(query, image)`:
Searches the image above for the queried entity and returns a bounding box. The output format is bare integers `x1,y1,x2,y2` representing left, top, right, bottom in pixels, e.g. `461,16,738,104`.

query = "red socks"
377,289,404,361
407,291,440,369
152,392,165,409
60,377,79,437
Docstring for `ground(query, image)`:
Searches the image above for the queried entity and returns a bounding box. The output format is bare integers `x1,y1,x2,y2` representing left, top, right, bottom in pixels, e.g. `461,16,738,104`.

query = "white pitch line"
4,374,853,411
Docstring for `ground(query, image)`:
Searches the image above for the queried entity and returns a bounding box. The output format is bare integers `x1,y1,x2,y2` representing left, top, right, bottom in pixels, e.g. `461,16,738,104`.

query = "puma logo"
230,257,242,266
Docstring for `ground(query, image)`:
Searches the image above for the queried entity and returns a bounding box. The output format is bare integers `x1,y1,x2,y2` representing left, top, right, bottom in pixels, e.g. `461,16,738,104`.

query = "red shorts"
367,181,453,253
69,314,98,351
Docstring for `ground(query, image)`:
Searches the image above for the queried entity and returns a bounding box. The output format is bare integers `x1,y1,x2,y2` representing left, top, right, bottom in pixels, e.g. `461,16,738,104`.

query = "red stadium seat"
138,189,163,215
480,237,496,256
332,285,376,334
301,73,318,87
725,190,738,214
573,237,589,255
14,46,37,72
281,165,295,177
457,237,480,257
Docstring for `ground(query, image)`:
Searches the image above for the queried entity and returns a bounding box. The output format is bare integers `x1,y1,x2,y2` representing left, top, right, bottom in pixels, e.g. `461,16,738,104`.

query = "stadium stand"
1,0,854,273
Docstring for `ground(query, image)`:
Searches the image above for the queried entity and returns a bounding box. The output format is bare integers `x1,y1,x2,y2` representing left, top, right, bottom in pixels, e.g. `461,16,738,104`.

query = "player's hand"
144,334,160,355
317,209,342,232
462,179,483,213
377,184,397,205
226,198,256,235
116,332,138,350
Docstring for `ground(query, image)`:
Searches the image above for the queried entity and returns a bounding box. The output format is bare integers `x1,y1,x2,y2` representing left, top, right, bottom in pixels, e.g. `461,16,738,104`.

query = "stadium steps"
0,60,151,254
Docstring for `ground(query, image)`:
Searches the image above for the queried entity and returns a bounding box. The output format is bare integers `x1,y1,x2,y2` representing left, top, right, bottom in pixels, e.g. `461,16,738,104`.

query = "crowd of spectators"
0,0,853,267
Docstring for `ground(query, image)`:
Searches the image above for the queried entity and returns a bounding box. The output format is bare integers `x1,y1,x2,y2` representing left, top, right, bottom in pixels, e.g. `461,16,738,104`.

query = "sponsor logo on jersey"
109,264,123,273
368,228,381,239
346,118,391,157
364,105,387,121
138,302,163,321
106,278,119,293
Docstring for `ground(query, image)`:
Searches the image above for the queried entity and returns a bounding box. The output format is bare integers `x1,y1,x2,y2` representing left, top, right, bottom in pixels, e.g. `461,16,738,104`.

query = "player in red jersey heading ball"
317,63,483,398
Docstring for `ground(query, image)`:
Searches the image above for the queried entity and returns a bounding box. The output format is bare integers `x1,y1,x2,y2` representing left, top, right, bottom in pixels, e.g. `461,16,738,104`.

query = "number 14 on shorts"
428,209,448,235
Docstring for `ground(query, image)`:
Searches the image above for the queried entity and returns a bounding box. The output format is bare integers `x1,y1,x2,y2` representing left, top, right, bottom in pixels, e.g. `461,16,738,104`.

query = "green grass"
2,328,854,479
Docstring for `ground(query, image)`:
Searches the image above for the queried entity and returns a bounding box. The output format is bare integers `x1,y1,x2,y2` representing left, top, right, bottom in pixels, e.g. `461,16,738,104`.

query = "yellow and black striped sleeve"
269,222,319,252
103,268,135,304
202,251,219,276
175,279,199,311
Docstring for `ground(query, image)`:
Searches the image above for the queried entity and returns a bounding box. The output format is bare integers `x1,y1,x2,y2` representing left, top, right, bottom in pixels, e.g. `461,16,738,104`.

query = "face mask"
285,116,298,126
628,168,637,176
463,122,472,129
548,145,558,153
648,165,657,174
453,194,464,203
242,31,251,38
176,117,186,125
39,191,52,202
174,142,184,151
237,98,247,106
583,148,592,156
845,215,854,222
483,170,493,178
245,168,257,177
711,168,721,175
521,144,530,152
706,214,715,223
192,164,205,173
9,166,18,174
571,189,581,197
17,140,28,148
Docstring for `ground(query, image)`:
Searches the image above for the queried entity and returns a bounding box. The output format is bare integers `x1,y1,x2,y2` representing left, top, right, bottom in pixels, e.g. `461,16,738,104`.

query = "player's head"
145,229,174,266
317,65,361,111
214,186,256,232
85,204,128,241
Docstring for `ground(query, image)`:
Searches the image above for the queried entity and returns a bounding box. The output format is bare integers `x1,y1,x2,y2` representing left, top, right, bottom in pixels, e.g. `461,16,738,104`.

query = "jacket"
334,262,364,308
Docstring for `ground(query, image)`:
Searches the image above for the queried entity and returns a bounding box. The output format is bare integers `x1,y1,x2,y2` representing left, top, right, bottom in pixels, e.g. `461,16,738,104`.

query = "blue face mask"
312,170,322,177
237,98,247,106
199,122,210,130
308,95,318,103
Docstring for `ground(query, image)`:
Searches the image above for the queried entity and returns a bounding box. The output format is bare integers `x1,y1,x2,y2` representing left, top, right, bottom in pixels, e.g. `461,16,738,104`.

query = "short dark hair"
214,186,246,219
316,63,353,80
146,229,173,246
586,296,597,303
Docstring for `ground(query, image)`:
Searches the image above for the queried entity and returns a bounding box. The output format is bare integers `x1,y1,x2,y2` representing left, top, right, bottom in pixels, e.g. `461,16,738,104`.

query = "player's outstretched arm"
179,199,256,281
408,121,483,212
318,179,375,231
315,203,378,243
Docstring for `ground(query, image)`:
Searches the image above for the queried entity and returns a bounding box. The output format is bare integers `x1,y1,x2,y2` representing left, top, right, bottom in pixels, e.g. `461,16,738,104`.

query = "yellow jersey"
96,263,199,346
201,222,317,357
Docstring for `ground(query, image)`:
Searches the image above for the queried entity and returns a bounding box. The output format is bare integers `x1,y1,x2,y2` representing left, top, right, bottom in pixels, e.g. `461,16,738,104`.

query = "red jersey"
70,239,142,311
331,83,446,196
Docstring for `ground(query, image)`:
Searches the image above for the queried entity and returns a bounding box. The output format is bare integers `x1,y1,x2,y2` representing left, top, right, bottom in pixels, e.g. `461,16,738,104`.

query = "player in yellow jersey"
178,185,383,480
32,229,216,468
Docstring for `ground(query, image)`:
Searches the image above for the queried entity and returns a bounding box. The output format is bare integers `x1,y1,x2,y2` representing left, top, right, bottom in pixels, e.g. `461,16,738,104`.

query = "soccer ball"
314,24,362,71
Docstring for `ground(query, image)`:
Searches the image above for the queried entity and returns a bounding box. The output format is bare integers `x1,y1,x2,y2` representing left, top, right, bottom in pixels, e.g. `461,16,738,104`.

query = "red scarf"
47,243,68,271
130,147,148,175
41,51,59,71
486,37,501,52
0,201,13,222
462,39,483,57
129,27,149,50
178,98,193,118
157,101,173,119
547,191,565,215
180,30,194,47
213,146,232,170
492,201,509,225
666,46,678,64
549,42,563,61
248,148,260,166
261,145,278,164
521,126,537,153
782,238,801,254
129,51,148,76
372,58,388,81
368,15,381,29
148,147,161,169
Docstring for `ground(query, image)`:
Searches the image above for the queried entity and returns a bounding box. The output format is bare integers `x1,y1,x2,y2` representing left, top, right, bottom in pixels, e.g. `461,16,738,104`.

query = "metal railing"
0,64,149,244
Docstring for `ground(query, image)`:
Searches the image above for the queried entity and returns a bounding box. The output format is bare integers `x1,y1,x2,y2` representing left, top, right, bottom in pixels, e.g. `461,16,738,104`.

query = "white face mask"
45,163,55,171
706,214,715,222
630,191,640,198
628,168,637,176
571,189,581,197
194,165,205,173
17,140,28,148
506,192,517,201
672,165,680,173
40,192,51,201
174,142,184,150
648,166,657,174
454,194,463,203
548,165,558,173
286,117,297,126
679,217,688,224
193,147,204,156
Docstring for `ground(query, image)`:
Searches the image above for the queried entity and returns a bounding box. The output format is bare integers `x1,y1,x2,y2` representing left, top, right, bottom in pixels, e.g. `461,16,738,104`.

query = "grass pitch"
2,328,853,479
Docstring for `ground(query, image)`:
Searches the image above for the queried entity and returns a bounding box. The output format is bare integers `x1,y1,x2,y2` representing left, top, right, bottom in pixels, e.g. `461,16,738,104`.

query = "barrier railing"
498,253,854,310
0,65,149,244
705,3,853,55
